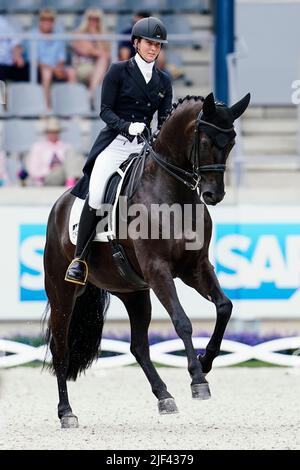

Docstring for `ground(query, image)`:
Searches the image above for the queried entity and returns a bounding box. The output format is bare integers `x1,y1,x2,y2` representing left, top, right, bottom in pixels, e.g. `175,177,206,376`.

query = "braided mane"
160,94,204,129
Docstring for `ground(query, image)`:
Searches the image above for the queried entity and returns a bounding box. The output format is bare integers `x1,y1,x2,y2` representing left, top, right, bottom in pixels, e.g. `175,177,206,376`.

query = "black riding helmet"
131,16,168,44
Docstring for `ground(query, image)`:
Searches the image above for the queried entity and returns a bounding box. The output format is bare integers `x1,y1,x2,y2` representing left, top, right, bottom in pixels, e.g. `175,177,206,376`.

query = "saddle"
103,148,149,290
69,145,149,290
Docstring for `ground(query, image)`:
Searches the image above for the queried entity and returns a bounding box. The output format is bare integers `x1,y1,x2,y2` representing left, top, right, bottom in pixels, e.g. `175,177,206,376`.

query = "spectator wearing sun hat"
25,117,84,187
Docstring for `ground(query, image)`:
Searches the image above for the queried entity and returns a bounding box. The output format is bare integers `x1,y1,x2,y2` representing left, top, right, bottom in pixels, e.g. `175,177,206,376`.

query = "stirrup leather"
64,258,88,285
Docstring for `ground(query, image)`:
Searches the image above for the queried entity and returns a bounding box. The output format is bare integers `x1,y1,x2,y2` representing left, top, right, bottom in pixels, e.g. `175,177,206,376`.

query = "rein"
139,111,233,191
142,132,201,190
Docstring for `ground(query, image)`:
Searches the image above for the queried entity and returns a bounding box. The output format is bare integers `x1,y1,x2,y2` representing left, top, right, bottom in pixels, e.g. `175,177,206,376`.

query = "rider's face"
136,38,161,62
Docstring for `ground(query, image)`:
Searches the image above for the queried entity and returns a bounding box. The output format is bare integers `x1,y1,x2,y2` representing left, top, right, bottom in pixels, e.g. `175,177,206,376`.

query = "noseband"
140,106,235,191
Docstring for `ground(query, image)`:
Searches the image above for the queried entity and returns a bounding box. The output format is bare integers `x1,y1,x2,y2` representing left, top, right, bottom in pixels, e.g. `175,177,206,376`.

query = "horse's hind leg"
181,260,233,375
45,251,79,428
115,290,178,414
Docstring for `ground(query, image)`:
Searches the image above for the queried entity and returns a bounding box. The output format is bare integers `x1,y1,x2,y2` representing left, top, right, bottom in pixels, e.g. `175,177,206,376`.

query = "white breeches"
88,134,144,209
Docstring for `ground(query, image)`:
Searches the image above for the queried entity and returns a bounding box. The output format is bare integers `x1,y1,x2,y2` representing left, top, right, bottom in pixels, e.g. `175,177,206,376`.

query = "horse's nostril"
203,191,213,199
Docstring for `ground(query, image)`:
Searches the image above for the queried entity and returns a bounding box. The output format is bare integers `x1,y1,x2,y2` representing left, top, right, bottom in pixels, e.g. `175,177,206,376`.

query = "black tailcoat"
71,56,173,199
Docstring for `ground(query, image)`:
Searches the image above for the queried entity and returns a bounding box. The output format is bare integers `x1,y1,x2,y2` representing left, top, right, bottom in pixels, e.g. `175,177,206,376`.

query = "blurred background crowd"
0,0,209,188
0,0,299,192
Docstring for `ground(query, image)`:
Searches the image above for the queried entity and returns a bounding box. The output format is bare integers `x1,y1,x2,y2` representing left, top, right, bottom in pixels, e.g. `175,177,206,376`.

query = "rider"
65,16,173,285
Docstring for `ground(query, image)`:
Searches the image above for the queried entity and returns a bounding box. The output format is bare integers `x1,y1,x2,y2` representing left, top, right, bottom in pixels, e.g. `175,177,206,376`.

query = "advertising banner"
0,205,299,320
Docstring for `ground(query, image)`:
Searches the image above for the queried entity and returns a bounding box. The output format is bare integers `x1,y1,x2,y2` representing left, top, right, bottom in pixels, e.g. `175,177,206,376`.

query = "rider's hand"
128,122,146,136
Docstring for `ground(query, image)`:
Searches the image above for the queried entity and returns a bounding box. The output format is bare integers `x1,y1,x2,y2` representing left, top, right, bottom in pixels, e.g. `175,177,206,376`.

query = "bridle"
189,109,235,174
140,107,235,191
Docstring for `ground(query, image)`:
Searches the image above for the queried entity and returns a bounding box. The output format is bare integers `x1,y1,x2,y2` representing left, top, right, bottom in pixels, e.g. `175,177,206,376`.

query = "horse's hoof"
60,413,79,429
191,383,211,400
158,398,179,415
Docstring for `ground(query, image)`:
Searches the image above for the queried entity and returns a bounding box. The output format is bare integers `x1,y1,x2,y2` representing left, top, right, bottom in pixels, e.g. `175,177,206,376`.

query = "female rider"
65,16,173,285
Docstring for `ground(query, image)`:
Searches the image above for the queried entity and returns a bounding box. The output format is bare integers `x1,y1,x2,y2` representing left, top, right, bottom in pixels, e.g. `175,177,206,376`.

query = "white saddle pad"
69,157,137,244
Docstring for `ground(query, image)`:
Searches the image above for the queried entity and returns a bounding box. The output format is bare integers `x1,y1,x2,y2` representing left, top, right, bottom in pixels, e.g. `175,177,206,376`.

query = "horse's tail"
43,282,110,381
66,283,110,381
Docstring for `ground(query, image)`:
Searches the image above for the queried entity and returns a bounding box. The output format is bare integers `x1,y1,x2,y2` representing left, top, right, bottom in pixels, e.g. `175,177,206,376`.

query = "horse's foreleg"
116,290,178,414
145,264,210,400
182,261,233,374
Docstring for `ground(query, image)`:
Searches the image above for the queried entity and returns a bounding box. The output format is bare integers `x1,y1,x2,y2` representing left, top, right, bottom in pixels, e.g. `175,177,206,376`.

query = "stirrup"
64,258,88,286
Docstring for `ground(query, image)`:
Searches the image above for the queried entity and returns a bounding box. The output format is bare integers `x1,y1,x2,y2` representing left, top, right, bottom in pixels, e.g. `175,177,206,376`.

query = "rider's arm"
99,63,131,136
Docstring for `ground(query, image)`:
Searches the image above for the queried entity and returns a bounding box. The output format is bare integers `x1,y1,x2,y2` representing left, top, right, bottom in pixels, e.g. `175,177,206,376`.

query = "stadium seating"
126,0,167,12
60,119,83,150
0,1,213,160
41,0,85,13
116,14,132,33
92,85,102,115
89,118,106,150
3,119,40,154
86,0,129,13
7,83,48,117
51,83,91,117
166,0,207,13
161,14,196,46
3,0,42,13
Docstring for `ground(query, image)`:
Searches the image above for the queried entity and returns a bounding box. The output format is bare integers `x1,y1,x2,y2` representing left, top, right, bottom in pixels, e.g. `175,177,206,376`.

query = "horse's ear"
230,93,251,121
202,92,216,118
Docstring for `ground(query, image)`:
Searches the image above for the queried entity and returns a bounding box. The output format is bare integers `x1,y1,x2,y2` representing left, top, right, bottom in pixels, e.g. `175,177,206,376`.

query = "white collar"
134,53,155,73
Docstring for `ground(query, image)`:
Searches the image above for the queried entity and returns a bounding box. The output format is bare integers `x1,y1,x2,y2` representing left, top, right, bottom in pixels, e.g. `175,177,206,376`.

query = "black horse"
43,92,250,428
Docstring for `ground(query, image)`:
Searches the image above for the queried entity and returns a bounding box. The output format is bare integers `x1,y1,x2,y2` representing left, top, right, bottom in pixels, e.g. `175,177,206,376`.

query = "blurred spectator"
25,117,84,187
36,9,76,109
0,15,29,83
118,11,169,77
71,8,110,98
118,11,149,61
0,151,8,186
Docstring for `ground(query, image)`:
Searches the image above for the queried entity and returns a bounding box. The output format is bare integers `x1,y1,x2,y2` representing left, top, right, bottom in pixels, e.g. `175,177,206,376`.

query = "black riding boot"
65,198,98,285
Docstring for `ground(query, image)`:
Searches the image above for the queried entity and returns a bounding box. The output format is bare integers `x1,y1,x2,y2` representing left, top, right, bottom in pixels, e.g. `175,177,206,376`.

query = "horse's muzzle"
202,191,225,205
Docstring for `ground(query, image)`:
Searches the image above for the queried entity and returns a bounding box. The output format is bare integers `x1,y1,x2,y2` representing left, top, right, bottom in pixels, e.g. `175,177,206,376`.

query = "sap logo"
215,223,300,300
19,224,47,301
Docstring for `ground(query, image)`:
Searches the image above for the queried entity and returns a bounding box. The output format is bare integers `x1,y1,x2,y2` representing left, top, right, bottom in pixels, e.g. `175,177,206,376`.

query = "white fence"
1,336,300,368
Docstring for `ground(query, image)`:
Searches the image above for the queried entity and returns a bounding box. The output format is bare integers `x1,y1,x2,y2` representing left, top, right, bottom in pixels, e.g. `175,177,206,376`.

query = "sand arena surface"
0,366,300,450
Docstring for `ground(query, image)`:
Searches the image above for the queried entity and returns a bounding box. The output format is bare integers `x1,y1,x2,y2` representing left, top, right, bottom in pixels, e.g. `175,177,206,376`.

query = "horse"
43,92,250,428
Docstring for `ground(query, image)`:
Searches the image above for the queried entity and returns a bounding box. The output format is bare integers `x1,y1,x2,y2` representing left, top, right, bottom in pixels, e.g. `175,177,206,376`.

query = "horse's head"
190,92,250,205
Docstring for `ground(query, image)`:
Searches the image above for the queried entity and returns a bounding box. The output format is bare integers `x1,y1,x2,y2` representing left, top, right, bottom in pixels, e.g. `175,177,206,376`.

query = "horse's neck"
153,125,187,168
136,102,202,202
140,149,198,205
153,102,201,167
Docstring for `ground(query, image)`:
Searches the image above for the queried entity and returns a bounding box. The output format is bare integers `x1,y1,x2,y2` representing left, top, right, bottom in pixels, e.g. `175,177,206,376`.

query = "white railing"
1,336,300,368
